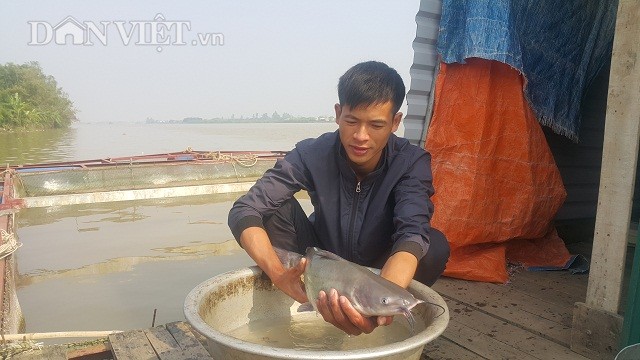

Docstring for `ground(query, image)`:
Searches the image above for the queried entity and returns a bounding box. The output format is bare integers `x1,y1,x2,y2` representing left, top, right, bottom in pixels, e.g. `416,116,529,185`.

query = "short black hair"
337,61,405,114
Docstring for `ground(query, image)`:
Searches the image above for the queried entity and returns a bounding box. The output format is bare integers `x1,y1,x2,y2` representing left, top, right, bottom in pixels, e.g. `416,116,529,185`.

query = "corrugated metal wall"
404,0,442,147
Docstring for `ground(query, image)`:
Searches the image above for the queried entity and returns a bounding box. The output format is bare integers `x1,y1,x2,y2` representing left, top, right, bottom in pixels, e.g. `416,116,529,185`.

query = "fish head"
353,287,422,316
377,294,424,313
386,296,424,333
357,292,424,333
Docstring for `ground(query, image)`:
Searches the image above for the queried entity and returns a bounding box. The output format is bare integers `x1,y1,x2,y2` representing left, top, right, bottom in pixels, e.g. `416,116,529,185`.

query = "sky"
0,1,421,123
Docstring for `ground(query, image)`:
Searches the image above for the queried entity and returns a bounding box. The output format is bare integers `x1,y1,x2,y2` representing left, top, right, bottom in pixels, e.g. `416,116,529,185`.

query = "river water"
0,121,342,165
4,121,412,338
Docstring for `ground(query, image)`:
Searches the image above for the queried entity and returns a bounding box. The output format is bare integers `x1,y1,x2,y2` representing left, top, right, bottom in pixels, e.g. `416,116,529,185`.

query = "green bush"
0,62,76,130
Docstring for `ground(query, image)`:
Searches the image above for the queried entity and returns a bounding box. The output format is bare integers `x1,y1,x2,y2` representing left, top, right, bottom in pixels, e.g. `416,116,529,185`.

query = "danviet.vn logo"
28,14,224,52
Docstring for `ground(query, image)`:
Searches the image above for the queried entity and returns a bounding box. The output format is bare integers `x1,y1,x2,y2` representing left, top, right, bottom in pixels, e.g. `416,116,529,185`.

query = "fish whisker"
419,301,447,318
401,307,416,334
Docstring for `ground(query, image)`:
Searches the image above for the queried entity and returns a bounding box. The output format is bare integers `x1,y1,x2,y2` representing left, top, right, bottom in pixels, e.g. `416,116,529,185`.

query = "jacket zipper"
347,181,361,260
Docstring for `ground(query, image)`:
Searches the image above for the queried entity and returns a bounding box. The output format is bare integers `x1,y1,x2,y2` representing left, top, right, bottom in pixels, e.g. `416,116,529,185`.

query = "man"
228,61,449,335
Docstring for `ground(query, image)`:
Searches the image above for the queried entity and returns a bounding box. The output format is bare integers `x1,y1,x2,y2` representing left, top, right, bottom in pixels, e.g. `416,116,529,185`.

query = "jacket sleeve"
228,148,312,242
390,151,435,260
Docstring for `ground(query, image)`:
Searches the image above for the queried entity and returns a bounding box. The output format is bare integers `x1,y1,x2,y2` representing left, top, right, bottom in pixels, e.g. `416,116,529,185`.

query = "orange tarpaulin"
426,58,571,283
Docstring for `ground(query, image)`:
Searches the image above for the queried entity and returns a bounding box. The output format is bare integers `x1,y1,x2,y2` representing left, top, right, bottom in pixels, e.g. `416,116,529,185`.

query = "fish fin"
273,247,303,269
309,247,346,261
296,302,315,312
401,307,417,334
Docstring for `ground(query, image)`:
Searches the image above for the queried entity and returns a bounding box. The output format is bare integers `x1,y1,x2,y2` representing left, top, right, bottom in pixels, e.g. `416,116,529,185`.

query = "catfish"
274,246,431,332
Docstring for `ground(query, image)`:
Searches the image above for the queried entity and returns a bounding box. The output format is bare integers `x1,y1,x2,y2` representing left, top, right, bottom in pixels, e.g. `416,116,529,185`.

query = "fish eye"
381,297,389,305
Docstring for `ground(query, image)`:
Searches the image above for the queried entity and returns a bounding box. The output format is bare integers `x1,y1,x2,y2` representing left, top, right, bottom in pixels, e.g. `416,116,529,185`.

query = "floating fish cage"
7,151,283,208
0,151,283,335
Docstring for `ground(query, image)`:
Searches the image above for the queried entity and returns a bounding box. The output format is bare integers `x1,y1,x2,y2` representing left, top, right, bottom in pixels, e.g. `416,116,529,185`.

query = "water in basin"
226,312,411,351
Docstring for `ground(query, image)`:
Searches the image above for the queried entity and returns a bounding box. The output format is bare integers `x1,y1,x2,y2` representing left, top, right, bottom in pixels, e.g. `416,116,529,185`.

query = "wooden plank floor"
15,241,601,359
422,242,594,360
104,244,595,360
109,321,212,360
12,345,68,360
422,270,590,359
101,268,591,360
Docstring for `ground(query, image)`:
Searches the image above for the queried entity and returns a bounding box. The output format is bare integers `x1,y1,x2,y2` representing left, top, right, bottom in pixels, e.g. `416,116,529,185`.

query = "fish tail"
273,247,303,269
296,302,315,312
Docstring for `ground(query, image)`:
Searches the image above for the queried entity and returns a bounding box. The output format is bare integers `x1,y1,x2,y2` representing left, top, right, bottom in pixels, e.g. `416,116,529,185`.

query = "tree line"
0,62,76,130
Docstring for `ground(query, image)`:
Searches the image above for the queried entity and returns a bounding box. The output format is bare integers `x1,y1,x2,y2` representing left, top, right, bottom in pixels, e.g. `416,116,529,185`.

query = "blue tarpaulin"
437,0,618,141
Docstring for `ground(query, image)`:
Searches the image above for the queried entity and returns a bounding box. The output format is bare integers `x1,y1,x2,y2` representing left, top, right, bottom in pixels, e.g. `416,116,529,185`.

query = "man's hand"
270,257,309,304
315,288,393,335
239,227,309,304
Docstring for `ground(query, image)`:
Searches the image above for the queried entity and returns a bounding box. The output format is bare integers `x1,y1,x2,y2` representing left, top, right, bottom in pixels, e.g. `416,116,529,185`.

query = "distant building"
183,117,204,123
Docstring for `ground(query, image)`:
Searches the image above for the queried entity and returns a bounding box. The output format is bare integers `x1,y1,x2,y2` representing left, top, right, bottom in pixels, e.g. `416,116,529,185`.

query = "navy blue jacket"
228,131,435,265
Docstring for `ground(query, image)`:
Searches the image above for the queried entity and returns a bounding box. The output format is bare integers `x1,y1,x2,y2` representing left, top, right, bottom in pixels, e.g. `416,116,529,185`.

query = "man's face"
335,101,402,179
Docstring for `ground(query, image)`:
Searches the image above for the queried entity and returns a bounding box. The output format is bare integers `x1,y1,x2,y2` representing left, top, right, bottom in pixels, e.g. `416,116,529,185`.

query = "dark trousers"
263,198,450,286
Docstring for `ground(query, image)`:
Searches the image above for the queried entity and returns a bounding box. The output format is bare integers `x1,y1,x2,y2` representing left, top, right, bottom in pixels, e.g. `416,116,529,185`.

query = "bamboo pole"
1,330,122,341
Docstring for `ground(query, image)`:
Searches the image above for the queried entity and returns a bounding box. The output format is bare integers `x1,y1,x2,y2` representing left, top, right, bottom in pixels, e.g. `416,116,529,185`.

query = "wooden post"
571,0,640,358
588,0,640,315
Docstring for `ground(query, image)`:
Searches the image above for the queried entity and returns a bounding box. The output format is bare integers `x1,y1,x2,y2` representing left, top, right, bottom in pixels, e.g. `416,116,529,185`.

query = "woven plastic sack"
426,58,570,283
